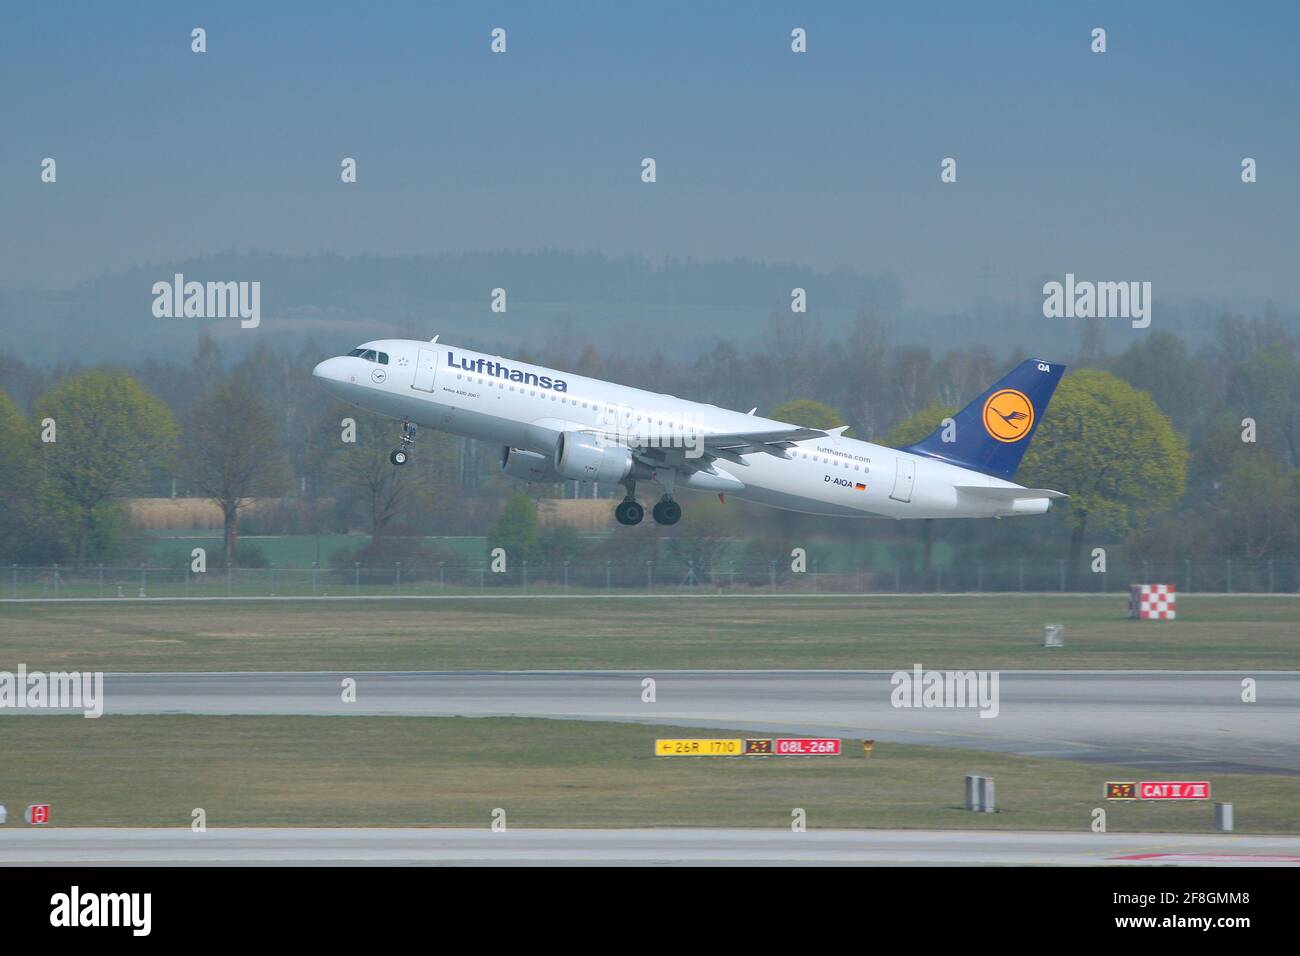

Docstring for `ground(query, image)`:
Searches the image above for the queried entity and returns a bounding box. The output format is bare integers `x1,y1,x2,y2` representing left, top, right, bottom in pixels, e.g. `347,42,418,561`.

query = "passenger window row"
454,372,698,428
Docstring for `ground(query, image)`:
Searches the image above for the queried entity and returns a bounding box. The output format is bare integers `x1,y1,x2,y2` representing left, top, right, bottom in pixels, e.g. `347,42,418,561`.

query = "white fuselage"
312,339,1052,520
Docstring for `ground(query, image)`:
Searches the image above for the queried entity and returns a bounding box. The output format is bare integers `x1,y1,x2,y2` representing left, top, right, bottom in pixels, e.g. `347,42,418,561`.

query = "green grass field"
5,715,1296,831
140,533,492,567
0,594,1294,672
135,531,951,574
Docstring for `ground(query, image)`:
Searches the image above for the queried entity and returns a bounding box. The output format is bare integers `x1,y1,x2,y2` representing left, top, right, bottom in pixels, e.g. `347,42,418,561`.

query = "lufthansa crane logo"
982,389,1034,442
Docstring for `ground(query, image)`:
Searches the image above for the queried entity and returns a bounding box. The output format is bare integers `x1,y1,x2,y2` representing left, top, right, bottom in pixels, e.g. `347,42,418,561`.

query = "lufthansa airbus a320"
313,338,1067,526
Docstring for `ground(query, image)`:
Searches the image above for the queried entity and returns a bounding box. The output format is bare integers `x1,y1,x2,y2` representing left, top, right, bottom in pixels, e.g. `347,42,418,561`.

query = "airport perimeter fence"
5,556,1298,599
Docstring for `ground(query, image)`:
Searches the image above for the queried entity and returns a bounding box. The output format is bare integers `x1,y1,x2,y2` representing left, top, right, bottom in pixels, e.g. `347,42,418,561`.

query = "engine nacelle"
553,431,639,484
501,447,564,483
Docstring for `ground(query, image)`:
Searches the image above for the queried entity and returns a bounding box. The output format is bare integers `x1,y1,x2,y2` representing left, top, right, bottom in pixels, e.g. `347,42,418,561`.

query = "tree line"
0,309,1296,581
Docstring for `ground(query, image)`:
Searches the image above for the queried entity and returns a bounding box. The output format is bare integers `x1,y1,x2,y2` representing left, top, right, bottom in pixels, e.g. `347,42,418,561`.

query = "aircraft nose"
312,357,348,383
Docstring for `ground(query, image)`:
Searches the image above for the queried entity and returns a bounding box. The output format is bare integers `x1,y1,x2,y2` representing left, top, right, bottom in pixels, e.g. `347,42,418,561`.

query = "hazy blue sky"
3,1,1297,312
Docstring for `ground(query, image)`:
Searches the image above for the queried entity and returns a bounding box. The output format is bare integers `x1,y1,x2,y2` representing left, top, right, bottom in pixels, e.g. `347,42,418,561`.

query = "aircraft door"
412,348,439,392
889,456,915,503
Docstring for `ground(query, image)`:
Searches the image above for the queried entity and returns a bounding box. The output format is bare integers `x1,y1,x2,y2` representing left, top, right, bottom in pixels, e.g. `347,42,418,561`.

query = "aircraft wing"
700,427,827,449
954,486,1069,500
590,426,826,464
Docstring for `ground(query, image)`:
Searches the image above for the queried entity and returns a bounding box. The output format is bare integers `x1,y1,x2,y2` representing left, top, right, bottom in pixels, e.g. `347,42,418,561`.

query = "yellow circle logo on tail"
982,389,1035,443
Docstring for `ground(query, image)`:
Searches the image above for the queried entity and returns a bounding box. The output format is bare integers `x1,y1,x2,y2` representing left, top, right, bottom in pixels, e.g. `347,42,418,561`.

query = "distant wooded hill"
1,250,1290,364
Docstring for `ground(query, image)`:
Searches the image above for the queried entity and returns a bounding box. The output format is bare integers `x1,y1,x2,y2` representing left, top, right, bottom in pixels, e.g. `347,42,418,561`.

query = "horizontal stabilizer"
955,486,1068,500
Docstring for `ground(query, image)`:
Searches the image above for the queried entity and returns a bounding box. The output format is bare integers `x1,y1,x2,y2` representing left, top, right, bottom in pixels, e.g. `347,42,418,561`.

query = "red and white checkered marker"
1130,583,1176,620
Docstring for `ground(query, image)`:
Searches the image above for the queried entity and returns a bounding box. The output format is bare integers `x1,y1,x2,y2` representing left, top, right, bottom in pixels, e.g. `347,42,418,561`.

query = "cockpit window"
377,352,388,365
347,348,365,357
346,347,388,364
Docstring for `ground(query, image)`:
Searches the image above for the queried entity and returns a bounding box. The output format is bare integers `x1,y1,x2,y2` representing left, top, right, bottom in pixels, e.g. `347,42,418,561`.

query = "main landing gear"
652,497,682,525
614,498,644,526
389,418,417,466
613,481,681,526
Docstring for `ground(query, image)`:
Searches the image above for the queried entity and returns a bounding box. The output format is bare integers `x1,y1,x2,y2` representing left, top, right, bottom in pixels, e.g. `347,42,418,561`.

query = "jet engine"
501,447,564,483
554,431,649,484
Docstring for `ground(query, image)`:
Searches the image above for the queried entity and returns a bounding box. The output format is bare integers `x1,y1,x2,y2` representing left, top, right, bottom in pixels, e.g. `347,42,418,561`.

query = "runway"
1,827,1297,866
41,669,1300,774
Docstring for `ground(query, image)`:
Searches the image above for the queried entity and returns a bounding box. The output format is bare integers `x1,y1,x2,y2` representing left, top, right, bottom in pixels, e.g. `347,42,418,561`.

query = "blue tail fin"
901,359,1065,481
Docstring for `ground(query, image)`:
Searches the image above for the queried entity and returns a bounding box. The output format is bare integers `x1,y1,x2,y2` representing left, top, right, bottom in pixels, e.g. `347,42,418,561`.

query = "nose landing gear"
389,418,417,466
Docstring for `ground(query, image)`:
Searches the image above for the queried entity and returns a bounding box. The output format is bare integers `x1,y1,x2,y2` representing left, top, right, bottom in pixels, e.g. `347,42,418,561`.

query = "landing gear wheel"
615,499,644,526
390,417,417,467
652,497,682,525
